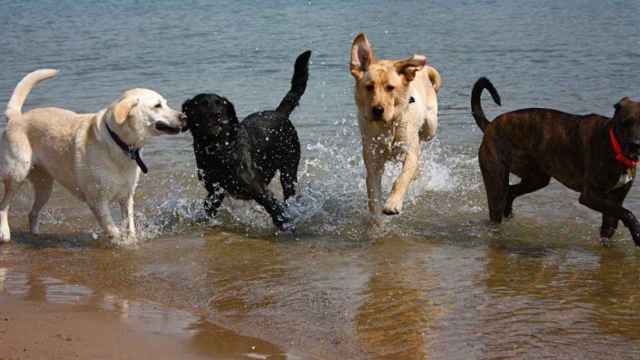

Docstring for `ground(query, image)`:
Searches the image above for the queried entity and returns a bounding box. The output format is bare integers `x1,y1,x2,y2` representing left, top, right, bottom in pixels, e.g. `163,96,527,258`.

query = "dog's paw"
382,197,403,216
631,231,640,247
599,237,612,247
275,222,296,234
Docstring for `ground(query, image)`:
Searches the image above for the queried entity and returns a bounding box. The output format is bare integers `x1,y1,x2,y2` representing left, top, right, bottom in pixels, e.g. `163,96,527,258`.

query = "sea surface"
1,1,640,358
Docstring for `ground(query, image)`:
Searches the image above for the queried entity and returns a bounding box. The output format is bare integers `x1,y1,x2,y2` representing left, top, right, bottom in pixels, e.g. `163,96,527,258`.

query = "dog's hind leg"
504,171,550,218
280,155,300,201
28,168,54,234
253,188,293,231
0,178,25,242
0,132,32,242
479,139,511,223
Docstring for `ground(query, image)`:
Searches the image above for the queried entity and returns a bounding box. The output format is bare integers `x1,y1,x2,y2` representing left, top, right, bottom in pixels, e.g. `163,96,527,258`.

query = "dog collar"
609,127,638,169
409,96,416,104
105,123,148,174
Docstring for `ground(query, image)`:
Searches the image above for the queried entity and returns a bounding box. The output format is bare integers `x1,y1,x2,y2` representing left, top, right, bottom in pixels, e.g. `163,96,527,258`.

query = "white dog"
0,69,185,244
350,33,442,216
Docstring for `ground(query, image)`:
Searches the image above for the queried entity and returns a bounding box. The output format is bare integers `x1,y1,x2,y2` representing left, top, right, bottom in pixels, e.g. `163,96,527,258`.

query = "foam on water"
131,128,478,242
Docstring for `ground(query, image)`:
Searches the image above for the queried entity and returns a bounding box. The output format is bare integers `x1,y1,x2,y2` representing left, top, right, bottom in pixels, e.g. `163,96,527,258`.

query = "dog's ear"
221,98,238,123
350,33,374,80
113,97,139,125
614,97,631,113
395,55,427,82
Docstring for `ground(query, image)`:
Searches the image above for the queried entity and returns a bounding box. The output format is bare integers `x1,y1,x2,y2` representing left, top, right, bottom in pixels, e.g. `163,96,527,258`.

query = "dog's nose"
179,113,187,122
372,106,384,118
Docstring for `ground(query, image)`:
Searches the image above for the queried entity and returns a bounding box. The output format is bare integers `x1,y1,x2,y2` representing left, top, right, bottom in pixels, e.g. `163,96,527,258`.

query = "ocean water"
1,1,640,358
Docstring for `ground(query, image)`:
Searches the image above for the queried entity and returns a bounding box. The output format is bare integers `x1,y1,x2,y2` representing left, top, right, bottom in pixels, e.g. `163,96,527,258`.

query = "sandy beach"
0,291,289,360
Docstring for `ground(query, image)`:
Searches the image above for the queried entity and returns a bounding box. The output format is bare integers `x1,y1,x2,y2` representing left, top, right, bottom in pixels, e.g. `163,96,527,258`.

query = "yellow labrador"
350,33,442,216
0,69,185,245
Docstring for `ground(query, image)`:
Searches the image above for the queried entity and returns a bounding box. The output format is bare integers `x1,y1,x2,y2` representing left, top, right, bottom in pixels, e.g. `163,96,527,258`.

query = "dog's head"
613,97,640,160
350,33,427,124
107,88,186,140
181,94,238,139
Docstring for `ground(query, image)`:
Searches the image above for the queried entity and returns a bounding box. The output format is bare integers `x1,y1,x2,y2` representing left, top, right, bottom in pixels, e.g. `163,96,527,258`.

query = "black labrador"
182,50,311,231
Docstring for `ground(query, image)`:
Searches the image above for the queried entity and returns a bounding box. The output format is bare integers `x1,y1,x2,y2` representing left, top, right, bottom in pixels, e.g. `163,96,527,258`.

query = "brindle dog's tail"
276,50,312,116
471,77,501,132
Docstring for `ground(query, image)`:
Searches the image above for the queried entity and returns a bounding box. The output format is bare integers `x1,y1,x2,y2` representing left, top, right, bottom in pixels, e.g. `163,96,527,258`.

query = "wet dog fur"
472,77,640,246
183,50,311,231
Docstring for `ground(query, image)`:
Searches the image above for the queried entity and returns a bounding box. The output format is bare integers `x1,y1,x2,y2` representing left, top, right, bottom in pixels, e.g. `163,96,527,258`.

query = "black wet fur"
182,50,311,231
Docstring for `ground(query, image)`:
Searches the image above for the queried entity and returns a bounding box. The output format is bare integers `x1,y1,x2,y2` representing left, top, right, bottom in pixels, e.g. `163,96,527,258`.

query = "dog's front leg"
599,185,631,244
119,195,136,244
204,183,225,217
383,145,420,215
579,188,640,246
363,143,384,215
89,200,121,244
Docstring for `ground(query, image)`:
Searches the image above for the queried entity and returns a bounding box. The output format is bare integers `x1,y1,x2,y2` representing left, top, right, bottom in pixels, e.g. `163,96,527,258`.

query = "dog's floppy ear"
113,97,139,125
614,97,631,113
395,55,427,82
350,33,374,79
221,97,238,123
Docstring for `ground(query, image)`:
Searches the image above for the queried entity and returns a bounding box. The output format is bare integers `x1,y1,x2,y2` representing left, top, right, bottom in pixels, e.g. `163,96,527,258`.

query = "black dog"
472,77,640,246
183,50,311,231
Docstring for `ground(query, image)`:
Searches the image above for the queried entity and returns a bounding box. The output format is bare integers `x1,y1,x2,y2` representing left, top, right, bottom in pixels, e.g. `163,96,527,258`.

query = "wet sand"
0,294,210,360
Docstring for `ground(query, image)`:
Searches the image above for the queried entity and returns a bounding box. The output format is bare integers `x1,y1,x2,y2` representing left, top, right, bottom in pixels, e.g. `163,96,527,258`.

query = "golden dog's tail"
5,69,58,120
276,50,311,116
471,77,501,132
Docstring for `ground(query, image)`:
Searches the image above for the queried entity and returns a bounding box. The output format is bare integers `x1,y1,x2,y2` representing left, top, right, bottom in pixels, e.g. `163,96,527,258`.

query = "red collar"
609,127,638,169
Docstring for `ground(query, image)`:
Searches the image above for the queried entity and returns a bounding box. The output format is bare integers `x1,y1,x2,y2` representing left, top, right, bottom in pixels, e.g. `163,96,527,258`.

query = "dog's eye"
366,84,374,92
154,103,162,109
385,85,395,92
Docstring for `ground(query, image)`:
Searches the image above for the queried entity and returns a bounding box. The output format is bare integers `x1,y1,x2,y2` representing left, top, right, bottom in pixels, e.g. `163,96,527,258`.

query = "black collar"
105,123,148,174
409,96,416,104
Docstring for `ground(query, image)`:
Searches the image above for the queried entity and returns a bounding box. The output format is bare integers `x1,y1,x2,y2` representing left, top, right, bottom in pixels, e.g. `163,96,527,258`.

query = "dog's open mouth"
155,122,181,134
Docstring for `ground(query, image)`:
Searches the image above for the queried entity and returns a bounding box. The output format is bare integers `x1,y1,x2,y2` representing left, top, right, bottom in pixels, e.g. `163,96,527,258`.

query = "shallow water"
1,0,640,358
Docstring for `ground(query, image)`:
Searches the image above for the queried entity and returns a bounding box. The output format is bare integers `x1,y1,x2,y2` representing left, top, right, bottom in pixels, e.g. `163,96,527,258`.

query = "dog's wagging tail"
276,50,312,116
471,77,502,132
5,69,58,120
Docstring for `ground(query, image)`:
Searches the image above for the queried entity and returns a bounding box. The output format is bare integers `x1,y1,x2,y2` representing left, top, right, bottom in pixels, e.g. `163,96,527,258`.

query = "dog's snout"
179,113,187,122
372,106,384,118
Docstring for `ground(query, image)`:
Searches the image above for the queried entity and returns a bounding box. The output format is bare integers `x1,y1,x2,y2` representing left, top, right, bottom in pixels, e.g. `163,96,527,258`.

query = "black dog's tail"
471,77,501,132
276,50,312,116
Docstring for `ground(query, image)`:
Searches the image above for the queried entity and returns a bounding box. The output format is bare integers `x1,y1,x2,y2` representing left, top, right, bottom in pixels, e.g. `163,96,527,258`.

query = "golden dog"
350,33,442,216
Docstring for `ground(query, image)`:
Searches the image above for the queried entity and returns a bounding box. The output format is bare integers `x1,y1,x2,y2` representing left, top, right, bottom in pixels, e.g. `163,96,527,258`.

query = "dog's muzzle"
155,121,182,134
371,106,384,121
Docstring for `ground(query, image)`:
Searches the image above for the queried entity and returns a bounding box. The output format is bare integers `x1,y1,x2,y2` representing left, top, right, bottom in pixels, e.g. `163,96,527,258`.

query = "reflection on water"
2,230,640,359
0,265,287,359
355,238,439,359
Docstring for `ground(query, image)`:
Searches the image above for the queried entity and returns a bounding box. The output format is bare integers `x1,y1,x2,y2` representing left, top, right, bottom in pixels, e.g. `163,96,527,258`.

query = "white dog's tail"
5,69,58,120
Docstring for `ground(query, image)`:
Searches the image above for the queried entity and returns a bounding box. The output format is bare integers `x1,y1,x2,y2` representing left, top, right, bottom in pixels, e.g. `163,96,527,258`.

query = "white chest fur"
612,167,636,190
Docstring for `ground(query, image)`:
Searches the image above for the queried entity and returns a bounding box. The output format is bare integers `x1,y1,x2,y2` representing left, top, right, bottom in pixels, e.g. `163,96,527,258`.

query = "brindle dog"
472,77,640,246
